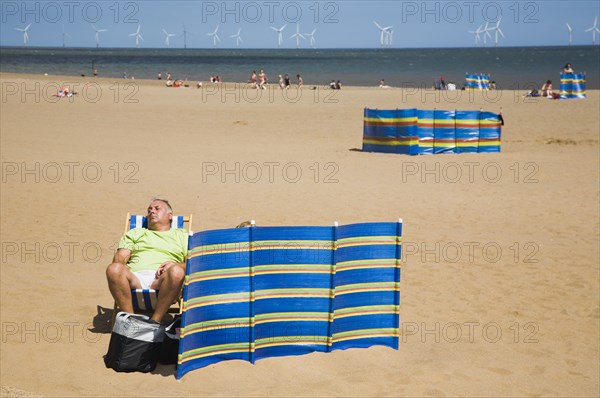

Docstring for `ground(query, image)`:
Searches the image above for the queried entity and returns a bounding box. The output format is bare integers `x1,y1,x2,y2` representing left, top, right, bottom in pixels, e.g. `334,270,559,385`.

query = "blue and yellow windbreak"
363,108,501,155
177,221,402,379
560,73,586,99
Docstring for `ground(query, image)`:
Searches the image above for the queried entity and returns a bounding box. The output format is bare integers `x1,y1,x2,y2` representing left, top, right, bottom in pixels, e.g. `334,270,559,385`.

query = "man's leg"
106,262,141,313
150,264,185,322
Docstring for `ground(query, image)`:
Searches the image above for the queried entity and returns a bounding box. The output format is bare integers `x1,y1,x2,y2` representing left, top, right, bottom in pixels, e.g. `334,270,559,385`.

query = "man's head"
147,198,173,231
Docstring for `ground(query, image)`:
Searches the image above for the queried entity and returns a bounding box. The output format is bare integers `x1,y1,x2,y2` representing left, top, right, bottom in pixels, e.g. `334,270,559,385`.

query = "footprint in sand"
486,367,513,375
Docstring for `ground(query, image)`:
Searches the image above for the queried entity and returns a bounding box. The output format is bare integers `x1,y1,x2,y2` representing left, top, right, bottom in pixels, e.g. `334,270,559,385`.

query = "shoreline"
3,72,600,94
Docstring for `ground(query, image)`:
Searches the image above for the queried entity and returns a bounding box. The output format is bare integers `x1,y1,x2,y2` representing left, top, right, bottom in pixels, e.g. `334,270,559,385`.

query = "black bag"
104,312,165,373
159,315,181,365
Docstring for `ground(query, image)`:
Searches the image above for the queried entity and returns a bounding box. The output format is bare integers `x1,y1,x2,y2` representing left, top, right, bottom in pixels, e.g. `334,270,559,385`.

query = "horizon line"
2,44,599,51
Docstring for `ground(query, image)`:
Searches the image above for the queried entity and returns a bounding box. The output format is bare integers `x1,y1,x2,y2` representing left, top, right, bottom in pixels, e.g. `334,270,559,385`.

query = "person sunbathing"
541,80,555,97
105,198,187,323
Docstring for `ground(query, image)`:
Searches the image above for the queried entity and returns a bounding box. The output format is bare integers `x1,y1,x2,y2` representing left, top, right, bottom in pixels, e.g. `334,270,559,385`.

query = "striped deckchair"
110,213,193,327
177,220,402,379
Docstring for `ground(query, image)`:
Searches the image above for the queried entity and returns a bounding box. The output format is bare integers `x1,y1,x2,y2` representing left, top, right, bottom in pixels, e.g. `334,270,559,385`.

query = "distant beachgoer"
93,68,98,77
490,81,497,90
278,74,285,89
563,63,574,74
158,72,162,80
335,80,341,90
217,75,221,83
379,79,389,88
447,82,456,90
166,80,173,87
166,72,172,81
258,69,267,89
123,72,128,79
250,71,257,88
284,74,291,89
197,82,203,89
541,80,554,97
297,74,303,88
329,80,336,89
440,75,446,90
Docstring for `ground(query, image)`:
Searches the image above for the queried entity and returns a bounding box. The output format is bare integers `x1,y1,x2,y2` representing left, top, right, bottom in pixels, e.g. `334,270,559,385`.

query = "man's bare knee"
106,262,127,279
168,265,185,282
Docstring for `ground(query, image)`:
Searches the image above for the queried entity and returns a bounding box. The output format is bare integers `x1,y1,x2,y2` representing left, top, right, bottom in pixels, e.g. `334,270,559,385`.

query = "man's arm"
112,248,131,266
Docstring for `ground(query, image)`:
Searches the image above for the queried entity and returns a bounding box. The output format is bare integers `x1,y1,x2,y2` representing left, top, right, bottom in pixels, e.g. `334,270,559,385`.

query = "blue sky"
1,1,599,48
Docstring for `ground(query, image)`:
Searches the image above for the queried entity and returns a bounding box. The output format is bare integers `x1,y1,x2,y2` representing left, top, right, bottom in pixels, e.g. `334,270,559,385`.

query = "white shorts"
132,270,158,289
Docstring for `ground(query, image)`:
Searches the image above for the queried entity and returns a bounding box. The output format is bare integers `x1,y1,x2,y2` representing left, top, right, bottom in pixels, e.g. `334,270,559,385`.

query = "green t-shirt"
118,228,188,272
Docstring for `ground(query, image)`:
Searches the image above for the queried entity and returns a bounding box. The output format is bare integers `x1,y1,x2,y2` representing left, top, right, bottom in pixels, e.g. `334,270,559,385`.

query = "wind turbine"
585,16,600,45
566,23,573,46
162,28,176,47
129,25,143,47
374,21,393,48
386,28,393,47
207,25,220,47
468,24,483,46
180,25,192,49
230,28,243,47
15,24,31,47
92,24,107,48
304,28,317,48
492,18,505,47
482,22,492,47
61,24,71,48
290,23,305,48
271,24,287,48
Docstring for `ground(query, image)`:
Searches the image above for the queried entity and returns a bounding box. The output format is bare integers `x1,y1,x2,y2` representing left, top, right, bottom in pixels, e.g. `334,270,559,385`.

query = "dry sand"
0,73,598,397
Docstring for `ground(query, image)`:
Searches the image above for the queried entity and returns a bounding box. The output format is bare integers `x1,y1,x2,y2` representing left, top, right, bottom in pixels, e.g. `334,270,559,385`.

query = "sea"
1,46,599,89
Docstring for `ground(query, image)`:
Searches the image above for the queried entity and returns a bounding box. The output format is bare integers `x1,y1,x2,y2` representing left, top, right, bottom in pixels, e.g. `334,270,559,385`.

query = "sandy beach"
1,72,598,397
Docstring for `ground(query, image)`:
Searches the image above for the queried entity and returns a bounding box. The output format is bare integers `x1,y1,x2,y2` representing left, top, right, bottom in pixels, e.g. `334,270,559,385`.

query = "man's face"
147,200,172,229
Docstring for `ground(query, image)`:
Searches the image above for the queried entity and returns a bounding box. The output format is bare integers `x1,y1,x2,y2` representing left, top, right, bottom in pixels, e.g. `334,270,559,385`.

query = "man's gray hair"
150,198,173,213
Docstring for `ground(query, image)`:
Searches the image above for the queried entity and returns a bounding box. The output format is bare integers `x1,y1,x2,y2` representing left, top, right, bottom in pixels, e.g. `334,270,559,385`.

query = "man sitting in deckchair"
106,198,187,323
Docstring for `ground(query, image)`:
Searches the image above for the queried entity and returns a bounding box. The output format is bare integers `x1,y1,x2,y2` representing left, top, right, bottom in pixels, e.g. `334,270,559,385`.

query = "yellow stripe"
182,318,251,337
362,139,419,146
336,282,400,295
364,117,417,123
334,305,400,319
255,336,329,348
478,141,501,147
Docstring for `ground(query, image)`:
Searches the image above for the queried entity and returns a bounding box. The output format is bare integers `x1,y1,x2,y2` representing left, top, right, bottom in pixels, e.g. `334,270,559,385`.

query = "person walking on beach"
258,69,267,89
278,74,285,89
284,74,291,89
297,74,303,88
106,198,187,323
